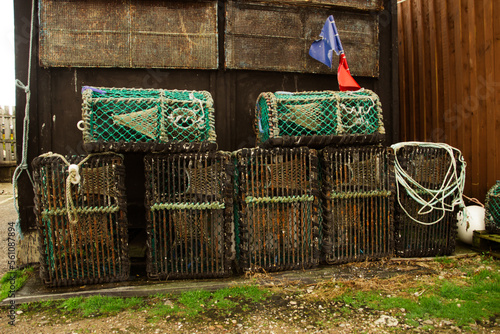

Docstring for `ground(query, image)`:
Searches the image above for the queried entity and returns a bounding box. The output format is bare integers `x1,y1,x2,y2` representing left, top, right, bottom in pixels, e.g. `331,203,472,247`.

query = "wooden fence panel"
0,106,16,165
398,0,500,201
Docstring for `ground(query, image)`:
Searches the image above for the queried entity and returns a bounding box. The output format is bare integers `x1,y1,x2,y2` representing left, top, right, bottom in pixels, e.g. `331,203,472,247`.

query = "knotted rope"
12,0,35,239
38,152,121,225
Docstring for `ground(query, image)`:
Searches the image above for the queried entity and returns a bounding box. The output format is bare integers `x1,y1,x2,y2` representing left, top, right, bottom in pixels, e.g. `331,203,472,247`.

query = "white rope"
391,141,466,225
12,0,36,239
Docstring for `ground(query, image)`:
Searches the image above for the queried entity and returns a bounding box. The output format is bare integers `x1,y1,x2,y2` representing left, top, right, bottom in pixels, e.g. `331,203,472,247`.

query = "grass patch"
58,295,143,317
323,259,500,327
0,267,34,301
19,285,270,322
149,285,269,319
434,256,453,264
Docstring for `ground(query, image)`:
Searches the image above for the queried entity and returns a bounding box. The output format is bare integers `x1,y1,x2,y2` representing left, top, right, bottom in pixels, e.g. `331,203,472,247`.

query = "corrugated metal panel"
39,0,218,69
225,1,379,77
398,0,500,201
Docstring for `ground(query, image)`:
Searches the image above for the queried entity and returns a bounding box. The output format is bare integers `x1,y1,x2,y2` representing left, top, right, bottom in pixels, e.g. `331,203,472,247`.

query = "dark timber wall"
15,0,398,232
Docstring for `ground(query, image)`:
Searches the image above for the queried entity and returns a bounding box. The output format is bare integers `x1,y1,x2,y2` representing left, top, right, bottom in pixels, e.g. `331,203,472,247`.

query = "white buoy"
457,205,485,245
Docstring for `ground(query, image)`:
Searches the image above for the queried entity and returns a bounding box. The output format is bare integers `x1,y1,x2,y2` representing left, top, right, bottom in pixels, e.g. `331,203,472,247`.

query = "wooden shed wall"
15,0,398,231
398,0,500,202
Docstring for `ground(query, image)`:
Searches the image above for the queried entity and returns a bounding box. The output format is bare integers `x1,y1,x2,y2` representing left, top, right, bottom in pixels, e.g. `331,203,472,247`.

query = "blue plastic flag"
309,15,344,68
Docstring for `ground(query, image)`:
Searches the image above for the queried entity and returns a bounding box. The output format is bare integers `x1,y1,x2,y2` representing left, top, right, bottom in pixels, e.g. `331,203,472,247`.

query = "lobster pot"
81,87,217,152
255,89,385,148
484,181,500,234
394,145,464,257
32,153,129,287
321,146,394,264
144,152,233,279
235,147,320,272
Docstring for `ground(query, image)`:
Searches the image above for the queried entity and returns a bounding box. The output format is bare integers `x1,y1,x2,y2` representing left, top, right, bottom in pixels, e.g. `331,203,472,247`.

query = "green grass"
58,295,143,317
0,267,34,301
149,285,270,319
19,285,270,321
434,256,453,264
330,261,500,327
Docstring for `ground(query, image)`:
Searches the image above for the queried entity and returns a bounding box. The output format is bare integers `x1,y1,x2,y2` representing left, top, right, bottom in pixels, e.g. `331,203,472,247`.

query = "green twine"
42,205,120,217
330,190,392,199
150,202,225,211
245,195,314,204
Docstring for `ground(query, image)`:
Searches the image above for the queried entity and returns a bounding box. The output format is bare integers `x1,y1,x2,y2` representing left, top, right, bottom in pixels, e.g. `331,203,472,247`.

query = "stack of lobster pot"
236,88,394,271
32,86,234,286
392,143,466,257
81,87,233,280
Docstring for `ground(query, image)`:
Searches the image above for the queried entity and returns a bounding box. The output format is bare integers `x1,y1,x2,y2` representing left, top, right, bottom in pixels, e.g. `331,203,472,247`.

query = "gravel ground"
0,257,499,333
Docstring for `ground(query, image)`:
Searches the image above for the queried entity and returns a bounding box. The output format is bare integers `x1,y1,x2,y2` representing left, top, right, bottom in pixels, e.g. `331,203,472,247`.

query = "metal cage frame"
32,153,130,287
234,147,320,272
321,146,395,264
144,151,234,280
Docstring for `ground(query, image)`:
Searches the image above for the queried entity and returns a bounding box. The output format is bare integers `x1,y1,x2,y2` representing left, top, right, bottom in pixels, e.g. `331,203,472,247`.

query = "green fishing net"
82,87,216,145
255,89,384,143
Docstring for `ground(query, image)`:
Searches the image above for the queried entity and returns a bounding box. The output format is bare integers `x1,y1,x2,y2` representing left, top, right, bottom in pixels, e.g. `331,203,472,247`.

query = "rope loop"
15,79,30,94
391,141,466,226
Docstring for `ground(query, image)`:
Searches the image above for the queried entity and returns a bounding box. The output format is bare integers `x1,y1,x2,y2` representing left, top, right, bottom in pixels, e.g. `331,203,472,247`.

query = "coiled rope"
391,141,466,225
12,0,35,239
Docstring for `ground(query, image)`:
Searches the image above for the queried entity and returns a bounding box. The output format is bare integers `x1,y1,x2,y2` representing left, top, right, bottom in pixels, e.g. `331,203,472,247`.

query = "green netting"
255,89,385,143
485,181,500,231
82,87,216,145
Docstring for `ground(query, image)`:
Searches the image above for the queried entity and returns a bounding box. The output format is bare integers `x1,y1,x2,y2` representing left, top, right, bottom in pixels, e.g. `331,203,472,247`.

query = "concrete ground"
0,182,19,277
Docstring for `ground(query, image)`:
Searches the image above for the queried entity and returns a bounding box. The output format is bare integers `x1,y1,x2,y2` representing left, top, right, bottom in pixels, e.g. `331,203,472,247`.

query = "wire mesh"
81,87,216,152
32,153,129,287
144,152,233,279
321,146,394,264
485,181,500,234
394,146,462,257
255,89,385,147
235,147,320,272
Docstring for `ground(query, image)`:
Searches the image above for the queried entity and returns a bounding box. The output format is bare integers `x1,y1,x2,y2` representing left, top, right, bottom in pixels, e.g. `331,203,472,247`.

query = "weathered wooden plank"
0,106,16,163
0,107,5,162
448,0,461,149
249,0,384,12
439,0,452,145
39,0,218,69
225,1,379,77
402,0,415,141
493,0,500,190
483,0,495,190
460,0,473,197
474,0,488,200
397,3,407,141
